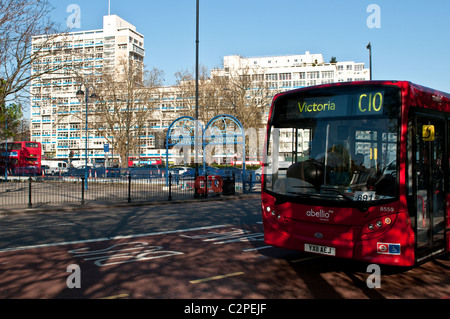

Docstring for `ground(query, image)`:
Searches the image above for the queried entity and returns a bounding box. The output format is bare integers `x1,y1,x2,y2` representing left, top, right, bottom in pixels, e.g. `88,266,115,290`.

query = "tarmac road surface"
0,197,449,304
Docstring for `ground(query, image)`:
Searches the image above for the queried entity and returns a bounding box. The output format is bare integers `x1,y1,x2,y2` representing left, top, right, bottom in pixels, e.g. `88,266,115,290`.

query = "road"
0,197,449,306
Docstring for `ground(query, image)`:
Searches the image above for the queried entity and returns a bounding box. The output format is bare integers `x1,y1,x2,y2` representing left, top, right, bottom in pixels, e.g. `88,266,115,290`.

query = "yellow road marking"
189,272,244,284
290,255,323,263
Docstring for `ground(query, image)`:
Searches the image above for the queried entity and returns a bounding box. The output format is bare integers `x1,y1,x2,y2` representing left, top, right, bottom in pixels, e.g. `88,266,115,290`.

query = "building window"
293,80,305,87
322,71,334,79
279,73,292,81
307,71,319,79
265,73,278,81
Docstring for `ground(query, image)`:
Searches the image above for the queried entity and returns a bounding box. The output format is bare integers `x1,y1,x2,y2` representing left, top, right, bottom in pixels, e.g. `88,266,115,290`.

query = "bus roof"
271,80,450,114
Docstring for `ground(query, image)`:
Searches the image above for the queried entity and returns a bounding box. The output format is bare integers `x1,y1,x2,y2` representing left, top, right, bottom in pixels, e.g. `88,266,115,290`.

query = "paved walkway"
0,192,261,216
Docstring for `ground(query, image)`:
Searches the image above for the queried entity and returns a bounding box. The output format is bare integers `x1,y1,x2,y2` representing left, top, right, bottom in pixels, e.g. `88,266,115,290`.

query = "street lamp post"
1,78,8,181
4,118,7,181
76,84,98,190
194,0,200,198
367,42,372,80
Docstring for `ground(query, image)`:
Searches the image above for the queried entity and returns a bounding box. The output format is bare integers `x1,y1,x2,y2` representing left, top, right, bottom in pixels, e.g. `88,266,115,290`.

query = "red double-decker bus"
128,156,163,167
261,81,449,266
0,141,42,175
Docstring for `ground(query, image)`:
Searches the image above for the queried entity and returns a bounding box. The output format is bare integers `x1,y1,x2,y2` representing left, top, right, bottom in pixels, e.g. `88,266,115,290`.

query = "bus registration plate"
304,243,336,256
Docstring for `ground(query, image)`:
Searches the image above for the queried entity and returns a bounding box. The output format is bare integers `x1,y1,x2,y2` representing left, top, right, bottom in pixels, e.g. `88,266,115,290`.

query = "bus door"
414,116,446,261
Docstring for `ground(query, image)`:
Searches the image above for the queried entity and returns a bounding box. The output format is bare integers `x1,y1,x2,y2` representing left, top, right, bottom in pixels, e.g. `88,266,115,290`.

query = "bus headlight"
262,202,284,224
360,213,397,240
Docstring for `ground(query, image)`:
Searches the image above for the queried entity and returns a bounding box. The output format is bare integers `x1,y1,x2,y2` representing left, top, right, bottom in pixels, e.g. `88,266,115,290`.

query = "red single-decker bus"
261,81,449,266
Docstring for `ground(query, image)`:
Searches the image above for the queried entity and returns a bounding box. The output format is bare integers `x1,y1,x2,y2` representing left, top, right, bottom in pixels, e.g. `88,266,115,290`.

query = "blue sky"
49,0,450,92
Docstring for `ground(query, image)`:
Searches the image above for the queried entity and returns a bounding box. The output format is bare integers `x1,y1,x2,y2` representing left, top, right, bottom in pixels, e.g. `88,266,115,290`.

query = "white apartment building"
210,53,370,160
212,52,369,91
30,15,370,165
30,15,145,162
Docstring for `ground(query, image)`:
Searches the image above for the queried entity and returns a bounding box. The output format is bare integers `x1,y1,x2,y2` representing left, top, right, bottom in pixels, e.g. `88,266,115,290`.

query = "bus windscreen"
265,85,401,205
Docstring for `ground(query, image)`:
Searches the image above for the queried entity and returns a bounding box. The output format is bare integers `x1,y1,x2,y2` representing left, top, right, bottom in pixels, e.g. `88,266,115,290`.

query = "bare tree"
218,65,272,130
174,66,205,122
89,58,164,167
174,64,271,130
174,65,234,125
0,0,69,108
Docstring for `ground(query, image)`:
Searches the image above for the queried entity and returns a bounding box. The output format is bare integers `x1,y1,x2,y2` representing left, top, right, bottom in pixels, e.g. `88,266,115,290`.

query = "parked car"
181,166,222,178
170,166,193,175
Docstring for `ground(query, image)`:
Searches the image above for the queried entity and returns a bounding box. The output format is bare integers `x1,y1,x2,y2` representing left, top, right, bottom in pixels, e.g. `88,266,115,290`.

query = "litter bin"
222,175,235,195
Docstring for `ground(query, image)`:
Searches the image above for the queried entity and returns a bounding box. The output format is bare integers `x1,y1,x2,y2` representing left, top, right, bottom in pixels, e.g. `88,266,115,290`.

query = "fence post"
233,172,236,194
243,171,247,194
28,177,32,208
204,172,208,198
81,177,85,205
168,173,172,201
128,173,131,203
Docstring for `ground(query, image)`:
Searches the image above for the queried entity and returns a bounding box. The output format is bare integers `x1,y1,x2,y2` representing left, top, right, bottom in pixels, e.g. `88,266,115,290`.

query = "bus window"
25,142,39,148
9,143,22,150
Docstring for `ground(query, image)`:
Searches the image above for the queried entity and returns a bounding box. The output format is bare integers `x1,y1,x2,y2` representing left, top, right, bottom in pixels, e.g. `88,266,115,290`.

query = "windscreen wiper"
320,186,370,212
320,186,353,202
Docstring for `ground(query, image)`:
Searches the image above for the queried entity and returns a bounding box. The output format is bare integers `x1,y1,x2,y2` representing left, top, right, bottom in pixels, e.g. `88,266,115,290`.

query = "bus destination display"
277,89,387,121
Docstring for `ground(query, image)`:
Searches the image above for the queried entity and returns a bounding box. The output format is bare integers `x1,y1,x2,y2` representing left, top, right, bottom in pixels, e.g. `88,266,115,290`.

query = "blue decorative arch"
165,116,201,179
165,114,246,189
203,114,246,177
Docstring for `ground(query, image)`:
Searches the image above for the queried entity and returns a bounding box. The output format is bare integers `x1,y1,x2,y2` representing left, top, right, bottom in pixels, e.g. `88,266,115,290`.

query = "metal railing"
0,172,260,210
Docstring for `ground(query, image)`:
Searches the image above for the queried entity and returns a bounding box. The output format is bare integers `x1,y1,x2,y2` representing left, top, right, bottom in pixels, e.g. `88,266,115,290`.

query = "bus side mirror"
422,125,435,141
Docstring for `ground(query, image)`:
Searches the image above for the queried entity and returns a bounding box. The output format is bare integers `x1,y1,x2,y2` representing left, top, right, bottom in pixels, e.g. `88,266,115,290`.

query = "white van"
41,160,69,175
71,160,93,169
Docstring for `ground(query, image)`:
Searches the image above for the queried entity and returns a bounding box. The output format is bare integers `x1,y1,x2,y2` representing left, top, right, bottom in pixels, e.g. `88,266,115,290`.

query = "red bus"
261,81,449,266
0,141,42,175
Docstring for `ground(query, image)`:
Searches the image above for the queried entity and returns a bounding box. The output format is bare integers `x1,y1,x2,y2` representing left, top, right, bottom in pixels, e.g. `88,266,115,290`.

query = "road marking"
181,227,264,245
189,272,244,284
0,225,227,254
69,242,184,267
